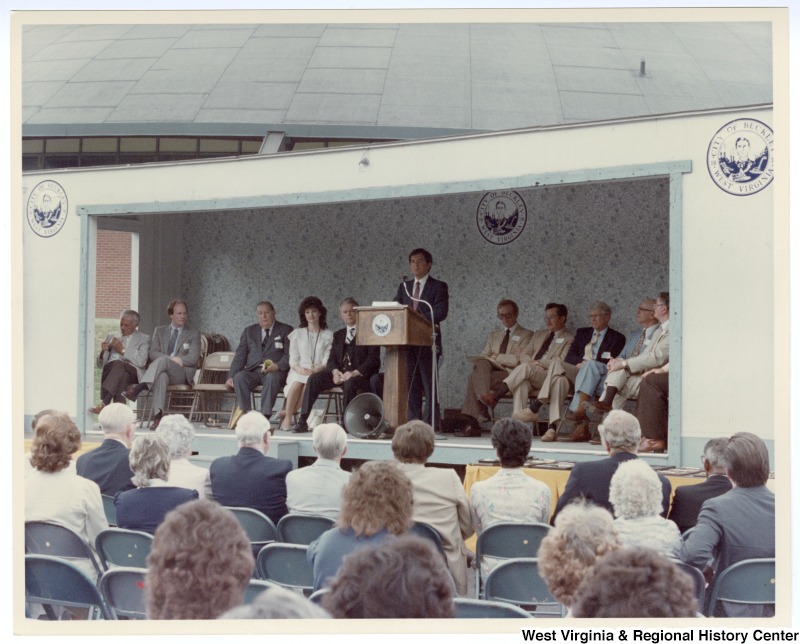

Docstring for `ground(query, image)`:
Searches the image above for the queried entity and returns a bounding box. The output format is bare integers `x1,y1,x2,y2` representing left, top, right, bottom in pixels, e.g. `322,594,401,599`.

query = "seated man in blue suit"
76,402,136,496
209,411,293,525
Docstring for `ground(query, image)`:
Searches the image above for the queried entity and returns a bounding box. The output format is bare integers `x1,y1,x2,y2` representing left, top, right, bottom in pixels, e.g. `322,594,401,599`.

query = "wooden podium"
355,305,433,429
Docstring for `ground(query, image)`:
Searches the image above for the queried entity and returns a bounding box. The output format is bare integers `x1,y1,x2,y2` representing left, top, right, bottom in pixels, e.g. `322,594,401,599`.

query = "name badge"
555,338,565,344
181,342,190,351
511,335,520,342
601,351,611,359
275,341,283,349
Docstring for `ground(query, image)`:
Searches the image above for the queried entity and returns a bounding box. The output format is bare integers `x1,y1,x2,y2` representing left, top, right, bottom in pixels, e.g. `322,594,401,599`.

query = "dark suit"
114,486,198,534
76,438,135,496
300,327,380,423
209,447,293,525
228,321,293,417
393,275,449,424
667,474,732,533
564,326,627,366
551,452,671,524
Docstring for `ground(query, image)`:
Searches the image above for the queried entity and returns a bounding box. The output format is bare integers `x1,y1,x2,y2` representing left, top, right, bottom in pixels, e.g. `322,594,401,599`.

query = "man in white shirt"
286,423,350,519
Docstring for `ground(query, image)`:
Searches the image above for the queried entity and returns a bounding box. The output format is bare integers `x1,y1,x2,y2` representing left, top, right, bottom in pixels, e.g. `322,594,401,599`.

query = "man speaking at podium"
393,248,449,428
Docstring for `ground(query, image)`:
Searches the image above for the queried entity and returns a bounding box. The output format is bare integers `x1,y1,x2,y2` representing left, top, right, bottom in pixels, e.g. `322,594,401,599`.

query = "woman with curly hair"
609,459,681,555
282,295,334,431
146,499,254,619
537,500,622,608
308,460,414,591
25,413,108,579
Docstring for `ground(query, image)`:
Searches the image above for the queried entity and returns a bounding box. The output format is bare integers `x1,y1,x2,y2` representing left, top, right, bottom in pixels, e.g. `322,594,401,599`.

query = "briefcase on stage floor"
439,409,479,434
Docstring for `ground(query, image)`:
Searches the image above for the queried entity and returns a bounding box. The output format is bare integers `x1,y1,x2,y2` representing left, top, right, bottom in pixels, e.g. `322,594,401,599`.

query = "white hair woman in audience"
25,413,108,579
156,414,212,498
537,500,622,609
220,586,331,619
609,459,681,554
114,434,198,534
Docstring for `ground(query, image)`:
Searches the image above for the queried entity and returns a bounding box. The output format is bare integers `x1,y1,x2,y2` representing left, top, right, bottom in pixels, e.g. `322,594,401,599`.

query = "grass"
92,318,120,406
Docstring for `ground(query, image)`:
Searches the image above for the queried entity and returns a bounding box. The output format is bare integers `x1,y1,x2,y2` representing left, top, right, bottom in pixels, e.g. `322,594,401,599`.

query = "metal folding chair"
95,528,154,571
454,597,535,618
25,521,103,580
188,351,237,425
276,514,335,545
705,558,775,617
98,567,147,619
255,543,314,594
243,579,282,604
410,521,447,562
673,560,707,610
483,557,564,617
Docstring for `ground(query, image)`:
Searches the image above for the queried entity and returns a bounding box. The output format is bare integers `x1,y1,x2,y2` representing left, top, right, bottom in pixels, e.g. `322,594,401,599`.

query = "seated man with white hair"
286,423,350,519
209,411,293,525
76,402,136,496
156,414,212,499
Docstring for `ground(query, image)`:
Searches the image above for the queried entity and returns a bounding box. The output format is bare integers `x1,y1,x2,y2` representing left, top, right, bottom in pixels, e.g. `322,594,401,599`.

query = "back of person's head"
146,499,254,619
609,459,663,520
30,413,81,473
99,402,135,436
338,460,413,537
490,418,532,468
723,431,770,488
323,535,454,618
235,411,269,447
703,437,729,473
391,420,435,464
220,586,330,619
570,547,697,617
31,408,58,433
312,423,348,460
538,501,621,607
156,414,196,460
129,434,171,487
599,410,641,452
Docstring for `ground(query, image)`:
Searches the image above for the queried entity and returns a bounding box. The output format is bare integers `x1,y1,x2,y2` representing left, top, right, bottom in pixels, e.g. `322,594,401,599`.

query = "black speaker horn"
344,393,389,438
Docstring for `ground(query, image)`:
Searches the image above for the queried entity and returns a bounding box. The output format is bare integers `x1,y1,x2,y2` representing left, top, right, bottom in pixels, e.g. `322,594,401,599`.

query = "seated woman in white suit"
280,296,333,431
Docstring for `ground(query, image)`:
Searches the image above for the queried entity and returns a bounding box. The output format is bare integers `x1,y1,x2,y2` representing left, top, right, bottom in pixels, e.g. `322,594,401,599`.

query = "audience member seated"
76,402,136,496
156,414,212,498
114,434,198,534
323,535,455,619
672,431,774,617
609,459,681,555
667,437,732,533
551,410,670,524
281,296,333,431
219,586,330,619
25,408,58,476
469,418,551,577
146,499,254,619
392,420,474,595
286,423,350,519
25,413,108,579
308,460,413,591
570,547,698,617
537,500,622,609
210,410,293,524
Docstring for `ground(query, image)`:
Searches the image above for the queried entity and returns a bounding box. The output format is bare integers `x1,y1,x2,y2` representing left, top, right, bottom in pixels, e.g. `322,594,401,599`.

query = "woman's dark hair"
298,295,328,329
490,418,532,468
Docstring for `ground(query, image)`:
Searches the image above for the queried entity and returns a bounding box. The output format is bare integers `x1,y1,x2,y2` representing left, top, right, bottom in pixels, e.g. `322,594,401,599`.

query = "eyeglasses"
497,312,516,319
638,307,654,312
655,302,667,309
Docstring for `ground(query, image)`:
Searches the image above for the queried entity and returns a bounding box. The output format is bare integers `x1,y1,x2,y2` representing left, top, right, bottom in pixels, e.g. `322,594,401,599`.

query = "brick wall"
95,229,132,318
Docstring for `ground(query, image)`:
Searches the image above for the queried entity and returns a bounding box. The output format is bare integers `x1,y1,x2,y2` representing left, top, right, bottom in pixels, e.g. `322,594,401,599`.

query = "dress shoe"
590,400,613,413
565,409,587,422
293,419,310,433
638,438,666,453
540,428,557,442
583,402,608,423
560,422,591,442
590,433,602,445
512,408,539,423
89,403,105,415
454,426,482,438
123,384,140,402
477,413,491,423
378,431,395,440
149,415,162,431
479,393,499,409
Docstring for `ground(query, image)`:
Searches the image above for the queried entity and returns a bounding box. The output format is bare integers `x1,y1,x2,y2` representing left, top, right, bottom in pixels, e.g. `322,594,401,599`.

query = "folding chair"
410,521,447,562
276,514,335,545
98,567,147,619
255,543,314,594
101,494,117,527
25,521,103,581
243,579,282,605
308,587,330,605
454,597,535,618
225,506,277,565
26,554,115,620
188,351,237,425
483,557,564,617
473,521,551,597
673,560,707,610
95,528,154,571
705,558,775,617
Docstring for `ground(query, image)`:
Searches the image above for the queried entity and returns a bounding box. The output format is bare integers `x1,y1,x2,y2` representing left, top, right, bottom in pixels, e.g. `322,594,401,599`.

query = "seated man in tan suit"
456,299,535,437
477,303,573,423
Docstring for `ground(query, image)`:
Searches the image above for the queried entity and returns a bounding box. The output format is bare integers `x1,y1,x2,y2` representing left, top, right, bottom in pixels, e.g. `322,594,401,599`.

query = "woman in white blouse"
280,296,333,431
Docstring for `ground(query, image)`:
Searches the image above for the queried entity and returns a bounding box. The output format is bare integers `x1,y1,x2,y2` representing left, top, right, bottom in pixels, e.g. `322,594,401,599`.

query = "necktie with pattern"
412,281,421,311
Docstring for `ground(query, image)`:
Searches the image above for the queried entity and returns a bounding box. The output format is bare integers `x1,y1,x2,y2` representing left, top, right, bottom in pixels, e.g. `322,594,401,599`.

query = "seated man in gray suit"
126,299,201,430
90,309,150,415
226,301,293,424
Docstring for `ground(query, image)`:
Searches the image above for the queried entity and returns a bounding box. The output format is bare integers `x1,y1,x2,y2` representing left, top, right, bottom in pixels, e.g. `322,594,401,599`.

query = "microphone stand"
402,277,440,435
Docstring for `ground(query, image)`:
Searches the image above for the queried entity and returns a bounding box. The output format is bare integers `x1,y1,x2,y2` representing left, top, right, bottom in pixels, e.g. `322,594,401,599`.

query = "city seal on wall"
27,180,68,237
706,118,774,196
372,314,391,337
476,190,527,245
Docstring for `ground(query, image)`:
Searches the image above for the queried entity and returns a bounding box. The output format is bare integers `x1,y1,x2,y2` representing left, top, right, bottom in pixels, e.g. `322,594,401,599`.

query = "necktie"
261,328,270,350
583,331,599,361
631,329,646,357
167,327,179,355
347,327,356,344
412,281,421,311
498,329,510,354
534,332,554,360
